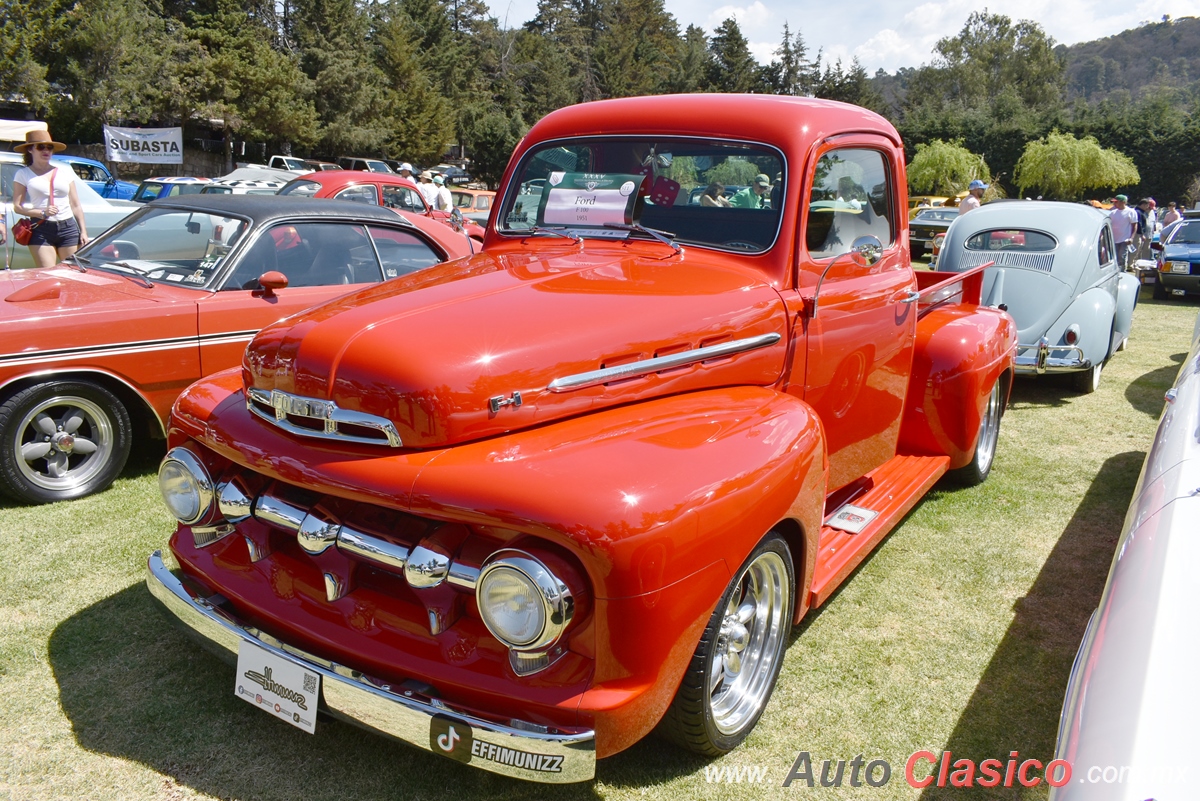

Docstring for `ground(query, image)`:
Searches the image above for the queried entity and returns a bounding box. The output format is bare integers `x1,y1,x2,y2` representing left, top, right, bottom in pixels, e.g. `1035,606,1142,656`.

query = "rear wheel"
1152,276,1168,300
949,378,1003,487
1072,359,1103,394
0,381,132,504
658,532,794,755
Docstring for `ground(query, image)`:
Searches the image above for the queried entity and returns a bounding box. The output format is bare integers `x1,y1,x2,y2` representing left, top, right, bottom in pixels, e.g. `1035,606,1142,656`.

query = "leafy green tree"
593,0,679,98
814,57,884,111
907,139,990,195
1014,131,1139,199
464,111,525,188
664,24,708,93
707,18,760,93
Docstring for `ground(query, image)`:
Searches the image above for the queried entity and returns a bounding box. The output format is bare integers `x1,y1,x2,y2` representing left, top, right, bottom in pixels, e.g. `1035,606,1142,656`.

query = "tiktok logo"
430,715,474,763
438,726,461,752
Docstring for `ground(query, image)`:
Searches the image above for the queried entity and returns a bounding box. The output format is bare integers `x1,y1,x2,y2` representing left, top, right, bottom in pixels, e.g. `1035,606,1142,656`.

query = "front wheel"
657,532,794,755
0,381,132,504
949,377,1003,487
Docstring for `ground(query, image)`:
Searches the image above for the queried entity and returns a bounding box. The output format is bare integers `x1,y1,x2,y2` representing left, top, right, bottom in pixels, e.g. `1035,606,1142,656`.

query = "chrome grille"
959,250,1055,273
247,387,403,447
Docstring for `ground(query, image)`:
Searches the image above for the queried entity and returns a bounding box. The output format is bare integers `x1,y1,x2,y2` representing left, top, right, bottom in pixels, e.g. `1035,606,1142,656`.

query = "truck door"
799,144,916,492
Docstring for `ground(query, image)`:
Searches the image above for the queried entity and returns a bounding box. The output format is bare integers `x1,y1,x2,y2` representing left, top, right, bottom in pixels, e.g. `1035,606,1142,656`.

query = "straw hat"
14,129,67,154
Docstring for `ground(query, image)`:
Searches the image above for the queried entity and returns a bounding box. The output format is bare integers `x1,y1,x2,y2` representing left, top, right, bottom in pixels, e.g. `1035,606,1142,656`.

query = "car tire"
948,377,1003,487
1152,276,1168,300
657,532,794,756
0,381,132,505
1071,359,1103,394
912,243,925,260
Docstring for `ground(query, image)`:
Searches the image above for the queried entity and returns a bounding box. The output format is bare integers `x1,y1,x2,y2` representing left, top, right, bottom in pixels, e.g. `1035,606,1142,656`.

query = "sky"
483,0,1200,74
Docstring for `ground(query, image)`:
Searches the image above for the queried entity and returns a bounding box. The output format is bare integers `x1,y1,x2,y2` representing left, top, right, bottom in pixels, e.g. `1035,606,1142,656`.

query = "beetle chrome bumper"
145,550,596,783
1014,337,1090,375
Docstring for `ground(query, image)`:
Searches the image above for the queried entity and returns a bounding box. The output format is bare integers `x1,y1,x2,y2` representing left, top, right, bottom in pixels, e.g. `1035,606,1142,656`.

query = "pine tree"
707,18,761,94
594,0,679,97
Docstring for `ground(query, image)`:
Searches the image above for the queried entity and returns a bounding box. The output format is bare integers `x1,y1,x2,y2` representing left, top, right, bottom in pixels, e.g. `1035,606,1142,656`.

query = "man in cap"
432,174,453,211
1109,194,1139,270
397,162,414,180
730,174,772,209
958,179,988,215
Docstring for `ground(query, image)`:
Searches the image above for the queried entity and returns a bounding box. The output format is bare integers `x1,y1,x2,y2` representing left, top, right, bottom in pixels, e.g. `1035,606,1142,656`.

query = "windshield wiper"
62,254,89,272
101,261,154,288
502,225,582,244
603,222,681,254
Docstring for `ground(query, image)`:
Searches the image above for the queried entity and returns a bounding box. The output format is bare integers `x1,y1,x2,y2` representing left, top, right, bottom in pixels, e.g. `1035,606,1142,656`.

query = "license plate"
235,640,320,734
1170,260,1191,274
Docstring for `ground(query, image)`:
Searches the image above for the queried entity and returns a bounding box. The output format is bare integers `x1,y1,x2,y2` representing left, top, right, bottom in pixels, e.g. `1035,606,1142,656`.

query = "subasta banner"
103,125,183,164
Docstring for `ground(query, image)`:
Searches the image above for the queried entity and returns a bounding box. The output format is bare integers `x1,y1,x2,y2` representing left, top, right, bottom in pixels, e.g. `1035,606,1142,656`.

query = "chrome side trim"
146,551,595,782
547,332,782,392
247,388,403,448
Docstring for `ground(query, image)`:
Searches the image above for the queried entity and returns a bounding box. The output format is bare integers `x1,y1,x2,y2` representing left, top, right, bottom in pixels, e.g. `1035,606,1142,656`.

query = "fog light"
158,447,214,525
476,550,573,652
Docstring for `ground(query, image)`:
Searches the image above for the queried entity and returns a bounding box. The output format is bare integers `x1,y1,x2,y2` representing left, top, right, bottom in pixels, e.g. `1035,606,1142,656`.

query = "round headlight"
476,549,574,652
479,566,545,647
158,447,214,525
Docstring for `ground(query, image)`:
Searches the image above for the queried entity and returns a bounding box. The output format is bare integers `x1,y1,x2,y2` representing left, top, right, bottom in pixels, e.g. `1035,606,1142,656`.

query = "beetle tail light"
1064,325,1080,345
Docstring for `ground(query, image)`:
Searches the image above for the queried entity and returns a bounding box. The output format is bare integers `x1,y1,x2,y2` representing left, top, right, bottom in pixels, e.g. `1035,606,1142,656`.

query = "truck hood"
243,246,790,450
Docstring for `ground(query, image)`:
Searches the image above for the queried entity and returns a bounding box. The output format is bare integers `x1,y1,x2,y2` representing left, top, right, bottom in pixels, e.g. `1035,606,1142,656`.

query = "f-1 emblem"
430,715,473,763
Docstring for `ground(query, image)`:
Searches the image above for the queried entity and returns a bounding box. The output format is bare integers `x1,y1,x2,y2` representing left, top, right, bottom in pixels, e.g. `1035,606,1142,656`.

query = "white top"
958,195,980,215
1110,206,1139,242
435,185,454,212
417,182,439,207
15,165,79,222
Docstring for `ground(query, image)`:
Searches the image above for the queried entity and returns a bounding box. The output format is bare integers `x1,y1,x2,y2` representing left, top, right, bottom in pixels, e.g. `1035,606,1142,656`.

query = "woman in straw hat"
12,129,89,268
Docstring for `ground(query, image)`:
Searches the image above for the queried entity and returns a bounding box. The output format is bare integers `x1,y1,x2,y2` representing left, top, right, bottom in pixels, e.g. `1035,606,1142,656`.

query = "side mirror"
254,270,289,298
810,235,884,319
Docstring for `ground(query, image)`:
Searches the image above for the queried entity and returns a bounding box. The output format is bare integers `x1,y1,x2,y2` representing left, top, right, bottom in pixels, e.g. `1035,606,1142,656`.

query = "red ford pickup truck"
147,94,1016,783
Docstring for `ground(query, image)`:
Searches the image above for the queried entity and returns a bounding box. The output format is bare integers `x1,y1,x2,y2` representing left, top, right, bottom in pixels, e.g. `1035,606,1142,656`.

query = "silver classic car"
938,201,1140,393
1051,310,1200,800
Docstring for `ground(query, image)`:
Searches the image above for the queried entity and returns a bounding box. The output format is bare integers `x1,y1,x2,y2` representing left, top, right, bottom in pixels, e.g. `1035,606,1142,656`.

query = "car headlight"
477,549,573,652
158,447,215,525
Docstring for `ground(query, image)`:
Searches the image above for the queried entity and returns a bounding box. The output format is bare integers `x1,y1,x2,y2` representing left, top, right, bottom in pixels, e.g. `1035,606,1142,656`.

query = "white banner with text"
103,126,183,164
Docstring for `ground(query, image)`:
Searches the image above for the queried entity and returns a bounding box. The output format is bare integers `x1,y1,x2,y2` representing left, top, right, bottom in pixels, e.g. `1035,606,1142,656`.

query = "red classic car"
0,195,472,505
278,170,486,242
147,95,1017,782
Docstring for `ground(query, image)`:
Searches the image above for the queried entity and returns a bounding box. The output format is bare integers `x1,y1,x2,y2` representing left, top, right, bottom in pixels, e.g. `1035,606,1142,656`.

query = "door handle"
897,290,920,304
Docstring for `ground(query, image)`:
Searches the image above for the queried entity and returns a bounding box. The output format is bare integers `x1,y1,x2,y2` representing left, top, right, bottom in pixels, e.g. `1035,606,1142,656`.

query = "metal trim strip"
547,332,782,392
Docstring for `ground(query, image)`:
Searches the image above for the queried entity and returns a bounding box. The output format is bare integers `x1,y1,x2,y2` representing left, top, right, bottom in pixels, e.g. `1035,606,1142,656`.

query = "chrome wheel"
14,394,114,493
974,380,1002,478
707,549,791,736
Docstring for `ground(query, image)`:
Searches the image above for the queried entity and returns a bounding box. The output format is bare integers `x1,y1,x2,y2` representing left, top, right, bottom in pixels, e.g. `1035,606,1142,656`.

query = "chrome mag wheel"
15,394,114,493
974,380,1002,478
708,548,791,735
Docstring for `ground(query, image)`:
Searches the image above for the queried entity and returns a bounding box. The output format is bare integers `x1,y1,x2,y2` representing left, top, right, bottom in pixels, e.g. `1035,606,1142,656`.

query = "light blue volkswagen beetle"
937,200,1140,393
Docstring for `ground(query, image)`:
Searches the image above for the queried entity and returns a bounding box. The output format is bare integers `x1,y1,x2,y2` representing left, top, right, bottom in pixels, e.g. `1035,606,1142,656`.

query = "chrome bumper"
1014,337,1090,375
145,550,596,783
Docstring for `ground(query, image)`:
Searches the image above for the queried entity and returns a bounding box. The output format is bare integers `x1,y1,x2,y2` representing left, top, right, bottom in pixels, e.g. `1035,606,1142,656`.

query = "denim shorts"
27,217,80,248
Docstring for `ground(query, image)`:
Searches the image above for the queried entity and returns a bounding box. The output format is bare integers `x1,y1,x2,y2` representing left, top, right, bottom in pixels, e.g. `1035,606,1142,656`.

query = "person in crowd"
397,162,414,180
1161,201,1182,227
0,218,6,246
432,175,453,211
958,179,987,215
417,170,438,206
700,182,732,207
730,174,772,209
1109,194,1139,270
12,129,88,268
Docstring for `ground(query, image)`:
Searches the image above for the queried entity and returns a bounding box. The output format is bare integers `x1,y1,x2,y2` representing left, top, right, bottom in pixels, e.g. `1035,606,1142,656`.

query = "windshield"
499,137,785,253
278,180,320,198
1167,221,1200,245
75,207,250,288
915,209,958,222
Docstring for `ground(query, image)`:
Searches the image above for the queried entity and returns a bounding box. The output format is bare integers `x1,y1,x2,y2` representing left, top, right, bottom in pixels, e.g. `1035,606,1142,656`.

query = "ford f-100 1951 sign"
146,94,1017,782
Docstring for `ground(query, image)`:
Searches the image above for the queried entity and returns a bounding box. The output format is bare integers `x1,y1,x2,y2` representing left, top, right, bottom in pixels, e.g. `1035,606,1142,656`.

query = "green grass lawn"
1,290,1196,801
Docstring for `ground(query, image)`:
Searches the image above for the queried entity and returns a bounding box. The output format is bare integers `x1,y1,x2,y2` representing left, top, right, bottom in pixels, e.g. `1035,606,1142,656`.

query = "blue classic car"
1151,218,1200,299
938,201,1140,393
53,155,139,200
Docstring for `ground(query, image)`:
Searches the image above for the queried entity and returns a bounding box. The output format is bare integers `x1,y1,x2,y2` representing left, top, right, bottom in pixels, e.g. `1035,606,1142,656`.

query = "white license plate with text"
235,640,320,734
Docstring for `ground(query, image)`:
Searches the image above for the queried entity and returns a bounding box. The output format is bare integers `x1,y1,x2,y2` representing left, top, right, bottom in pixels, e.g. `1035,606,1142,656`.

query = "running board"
808,454,950,608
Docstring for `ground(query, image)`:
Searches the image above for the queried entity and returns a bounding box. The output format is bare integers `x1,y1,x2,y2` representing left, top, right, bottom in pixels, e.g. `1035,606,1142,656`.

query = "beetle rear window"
965,230,1057,251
